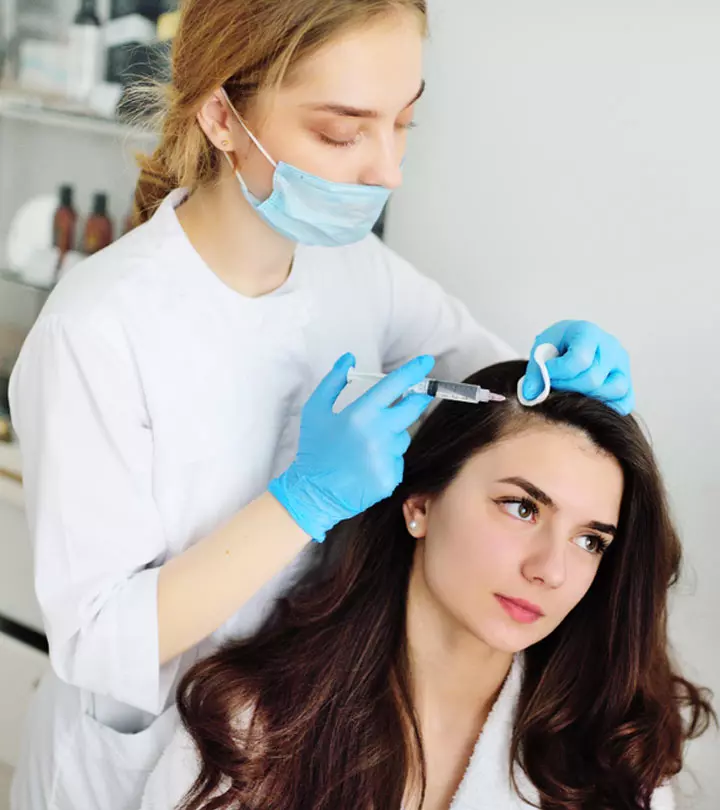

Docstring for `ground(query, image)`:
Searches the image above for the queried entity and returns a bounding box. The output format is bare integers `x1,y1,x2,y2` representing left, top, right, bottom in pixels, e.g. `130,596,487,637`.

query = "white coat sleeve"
375,240,518,380
9,314,179,714
650,783,675,810
140,726,201,810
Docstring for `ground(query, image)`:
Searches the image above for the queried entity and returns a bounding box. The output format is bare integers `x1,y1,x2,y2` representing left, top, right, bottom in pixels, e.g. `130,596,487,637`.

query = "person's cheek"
429,527,472,600
473,511,521,586
280,128,364,184
449,523,505,615
424,516,480,611
547,556,598,629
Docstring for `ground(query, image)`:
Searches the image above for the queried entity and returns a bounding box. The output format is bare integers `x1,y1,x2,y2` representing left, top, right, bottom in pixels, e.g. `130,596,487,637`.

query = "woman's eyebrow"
302,80,426,119
498,477,554,508
587,521,617,537
498,477,618,536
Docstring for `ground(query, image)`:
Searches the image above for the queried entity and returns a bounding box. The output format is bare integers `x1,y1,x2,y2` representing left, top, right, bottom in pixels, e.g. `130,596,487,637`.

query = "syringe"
347,371,506,405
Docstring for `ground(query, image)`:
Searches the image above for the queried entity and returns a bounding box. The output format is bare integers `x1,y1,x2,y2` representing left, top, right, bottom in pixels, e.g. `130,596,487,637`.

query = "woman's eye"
317,132,362,148
499,498,538,522
574,534,608,555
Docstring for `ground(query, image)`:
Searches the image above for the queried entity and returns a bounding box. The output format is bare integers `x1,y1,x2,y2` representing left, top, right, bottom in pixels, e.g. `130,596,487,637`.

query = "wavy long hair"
177,361,715,810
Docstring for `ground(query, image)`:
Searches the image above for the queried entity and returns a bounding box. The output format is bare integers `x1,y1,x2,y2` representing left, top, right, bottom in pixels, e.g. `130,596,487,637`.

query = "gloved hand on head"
520,320,634,415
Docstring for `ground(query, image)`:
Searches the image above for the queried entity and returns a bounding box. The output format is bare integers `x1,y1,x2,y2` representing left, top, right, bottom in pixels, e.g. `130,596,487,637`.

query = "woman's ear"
196,89,238,151
403,495,431,538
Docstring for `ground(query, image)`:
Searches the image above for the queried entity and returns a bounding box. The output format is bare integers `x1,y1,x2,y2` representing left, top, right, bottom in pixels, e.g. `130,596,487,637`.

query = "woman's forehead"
280,16,424,114
460,425,624,521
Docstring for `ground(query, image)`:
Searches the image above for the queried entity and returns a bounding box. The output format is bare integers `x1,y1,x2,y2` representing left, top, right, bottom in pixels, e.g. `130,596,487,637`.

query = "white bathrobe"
139,657,675,809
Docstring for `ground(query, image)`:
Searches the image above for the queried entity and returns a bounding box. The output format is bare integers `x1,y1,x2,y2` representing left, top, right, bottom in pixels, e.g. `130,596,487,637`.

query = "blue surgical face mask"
221,88,393,247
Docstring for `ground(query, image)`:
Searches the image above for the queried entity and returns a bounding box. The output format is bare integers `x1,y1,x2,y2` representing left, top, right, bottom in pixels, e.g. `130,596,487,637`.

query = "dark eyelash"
496,496,540,518
319,121,417,148
318,133,356,148
498,497,611,555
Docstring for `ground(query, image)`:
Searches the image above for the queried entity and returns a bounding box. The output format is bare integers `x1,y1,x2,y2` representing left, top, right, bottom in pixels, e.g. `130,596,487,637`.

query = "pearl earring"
409,520,418,531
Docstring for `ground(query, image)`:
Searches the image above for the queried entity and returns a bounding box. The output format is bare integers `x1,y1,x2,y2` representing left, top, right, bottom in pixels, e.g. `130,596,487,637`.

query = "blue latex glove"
269,353,435,541
522,320,635,415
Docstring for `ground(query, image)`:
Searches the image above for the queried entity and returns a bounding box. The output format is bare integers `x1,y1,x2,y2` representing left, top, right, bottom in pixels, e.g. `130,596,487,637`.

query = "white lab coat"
9,189,516,810
139,656,676,809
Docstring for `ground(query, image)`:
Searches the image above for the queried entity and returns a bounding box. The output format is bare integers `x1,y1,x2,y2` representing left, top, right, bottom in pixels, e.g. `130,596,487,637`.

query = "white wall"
386,2,719,806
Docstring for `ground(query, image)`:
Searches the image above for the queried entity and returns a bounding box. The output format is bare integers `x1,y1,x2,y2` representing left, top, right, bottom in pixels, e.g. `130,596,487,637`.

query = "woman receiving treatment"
141,361,714,810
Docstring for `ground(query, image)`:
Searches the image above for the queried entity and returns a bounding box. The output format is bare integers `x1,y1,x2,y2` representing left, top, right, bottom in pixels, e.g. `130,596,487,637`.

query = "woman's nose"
358,134,404,190
521,528,567,590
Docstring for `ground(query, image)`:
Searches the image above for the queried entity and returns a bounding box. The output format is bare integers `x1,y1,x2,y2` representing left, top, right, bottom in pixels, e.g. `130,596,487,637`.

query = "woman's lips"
494,594,545,624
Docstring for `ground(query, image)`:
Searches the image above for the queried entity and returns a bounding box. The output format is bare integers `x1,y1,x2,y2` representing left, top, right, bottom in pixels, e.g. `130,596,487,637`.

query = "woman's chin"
469,614,553,655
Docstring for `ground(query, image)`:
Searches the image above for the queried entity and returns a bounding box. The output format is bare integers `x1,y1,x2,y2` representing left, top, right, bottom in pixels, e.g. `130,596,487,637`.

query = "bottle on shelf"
53,185,78,261
82,193,114,255
67,0,104,102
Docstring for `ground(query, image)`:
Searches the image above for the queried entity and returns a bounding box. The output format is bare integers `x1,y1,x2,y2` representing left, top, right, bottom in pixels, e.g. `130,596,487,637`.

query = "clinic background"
0,0,717,807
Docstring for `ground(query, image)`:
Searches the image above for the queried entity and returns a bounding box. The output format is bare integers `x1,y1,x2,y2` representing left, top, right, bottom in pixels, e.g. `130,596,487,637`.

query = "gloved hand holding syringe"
269,354,506,544
347,370,506,404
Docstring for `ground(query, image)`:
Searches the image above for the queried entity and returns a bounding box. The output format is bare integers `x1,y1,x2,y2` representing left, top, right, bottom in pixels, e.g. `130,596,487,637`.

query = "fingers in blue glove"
608,390,635,416
552,365,630,398
308,352,356,411
524,320,634,414
385,392,434,433
521,361,546,402
543,323,602,381
355,355,435,414
388,430,413,458
521,321,579,400
272,353,438,542
549,361,607,395
599,370,632,401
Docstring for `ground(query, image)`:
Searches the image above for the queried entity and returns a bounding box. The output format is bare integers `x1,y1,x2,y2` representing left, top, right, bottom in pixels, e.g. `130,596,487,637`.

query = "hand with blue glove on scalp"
269,352,435,541
521,320,634,415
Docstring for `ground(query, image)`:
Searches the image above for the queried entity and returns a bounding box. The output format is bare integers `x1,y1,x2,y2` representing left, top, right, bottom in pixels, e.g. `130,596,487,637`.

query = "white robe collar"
449,656,538,809
446,656,673,810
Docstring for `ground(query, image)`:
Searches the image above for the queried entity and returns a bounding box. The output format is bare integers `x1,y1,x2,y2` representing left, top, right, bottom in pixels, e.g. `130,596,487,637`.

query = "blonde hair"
132,0,427,226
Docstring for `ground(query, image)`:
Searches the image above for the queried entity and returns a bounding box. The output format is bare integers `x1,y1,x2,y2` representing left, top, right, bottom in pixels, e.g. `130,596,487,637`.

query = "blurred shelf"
0,85,157,142
0,269,52,294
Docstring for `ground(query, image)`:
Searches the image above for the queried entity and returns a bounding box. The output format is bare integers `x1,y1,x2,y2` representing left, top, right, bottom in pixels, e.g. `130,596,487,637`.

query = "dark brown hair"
177,361,715,810
132,0,427,226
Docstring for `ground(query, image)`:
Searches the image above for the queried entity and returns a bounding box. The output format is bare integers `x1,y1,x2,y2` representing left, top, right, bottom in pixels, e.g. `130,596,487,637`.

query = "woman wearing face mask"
9,2,635,809
142,362,714,810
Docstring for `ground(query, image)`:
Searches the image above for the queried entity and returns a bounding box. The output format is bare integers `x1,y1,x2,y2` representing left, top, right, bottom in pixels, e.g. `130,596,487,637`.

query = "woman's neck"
404,561,513,810
176,167,296,298
406,565,512,719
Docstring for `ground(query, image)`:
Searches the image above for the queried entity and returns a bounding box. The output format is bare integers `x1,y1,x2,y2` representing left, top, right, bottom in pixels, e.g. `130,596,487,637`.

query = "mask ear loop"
219,86,277,168
517,343,560,407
